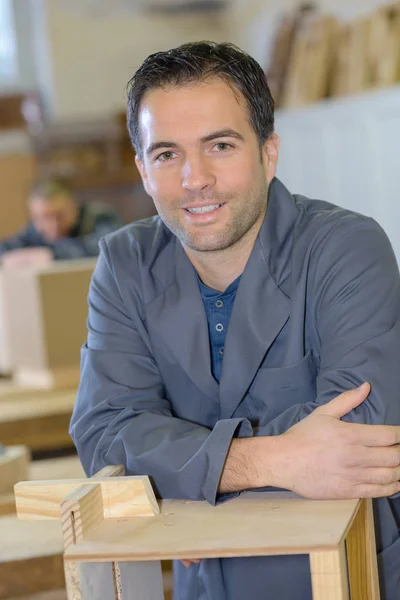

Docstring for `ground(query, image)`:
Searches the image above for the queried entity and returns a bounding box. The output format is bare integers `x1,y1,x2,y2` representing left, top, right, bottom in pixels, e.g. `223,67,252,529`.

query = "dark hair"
29,175,74,201
126,41,275,160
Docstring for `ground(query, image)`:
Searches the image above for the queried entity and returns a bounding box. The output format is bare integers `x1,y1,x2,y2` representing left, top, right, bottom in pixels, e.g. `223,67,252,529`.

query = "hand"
181,559,202,568
273,383,400,499
1,247,53,267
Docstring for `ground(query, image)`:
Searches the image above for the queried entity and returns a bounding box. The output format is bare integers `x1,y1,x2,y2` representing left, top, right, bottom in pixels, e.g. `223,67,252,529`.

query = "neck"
184,218,263,292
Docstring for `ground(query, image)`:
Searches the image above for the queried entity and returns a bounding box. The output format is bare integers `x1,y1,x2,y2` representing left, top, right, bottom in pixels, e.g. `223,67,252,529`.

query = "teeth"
187,204,221,214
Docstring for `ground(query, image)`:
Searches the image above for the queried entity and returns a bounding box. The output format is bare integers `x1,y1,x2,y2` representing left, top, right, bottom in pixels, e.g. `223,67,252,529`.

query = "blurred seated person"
0,176,122,267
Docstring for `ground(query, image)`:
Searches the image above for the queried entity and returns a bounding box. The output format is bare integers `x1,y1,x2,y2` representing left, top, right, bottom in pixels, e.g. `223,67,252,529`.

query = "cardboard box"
1,258,96,388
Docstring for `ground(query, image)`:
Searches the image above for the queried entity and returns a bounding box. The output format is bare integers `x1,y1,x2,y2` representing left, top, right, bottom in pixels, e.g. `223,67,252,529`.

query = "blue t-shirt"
197,275,241,382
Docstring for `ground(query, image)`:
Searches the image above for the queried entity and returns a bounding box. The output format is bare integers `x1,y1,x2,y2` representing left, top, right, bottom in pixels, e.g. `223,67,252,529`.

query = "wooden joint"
14,466,159,522
61,483,103,549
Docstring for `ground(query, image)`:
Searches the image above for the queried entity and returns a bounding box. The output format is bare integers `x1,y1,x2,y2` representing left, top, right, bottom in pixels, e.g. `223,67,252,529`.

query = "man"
0,176,121,266
70,42,400,600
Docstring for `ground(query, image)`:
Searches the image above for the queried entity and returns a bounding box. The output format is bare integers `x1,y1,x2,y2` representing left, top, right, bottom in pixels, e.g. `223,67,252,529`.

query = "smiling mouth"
185,204,224,214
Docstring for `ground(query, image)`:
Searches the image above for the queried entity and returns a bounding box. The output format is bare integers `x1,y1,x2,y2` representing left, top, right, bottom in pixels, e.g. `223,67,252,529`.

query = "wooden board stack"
266,12,298,107
331,18,371,98
268,2,400,108
281,13,338,108
368,4,400,88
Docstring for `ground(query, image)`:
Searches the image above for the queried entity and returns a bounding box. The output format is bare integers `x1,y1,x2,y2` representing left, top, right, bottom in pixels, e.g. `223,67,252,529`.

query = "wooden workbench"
0,388,76,452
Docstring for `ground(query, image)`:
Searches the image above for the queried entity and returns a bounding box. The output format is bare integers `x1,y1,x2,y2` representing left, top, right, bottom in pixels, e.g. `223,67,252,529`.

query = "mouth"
184,203,224,214
183,203,225,222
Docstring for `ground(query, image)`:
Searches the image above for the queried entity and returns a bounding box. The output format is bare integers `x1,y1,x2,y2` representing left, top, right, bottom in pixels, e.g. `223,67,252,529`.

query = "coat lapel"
146,178,298,412
218,178,298,418
147,239,219,400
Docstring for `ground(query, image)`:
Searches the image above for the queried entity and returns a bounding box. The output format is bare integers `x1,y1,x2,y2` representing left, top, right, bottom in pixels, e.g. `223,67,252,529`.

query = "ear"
135,154,151,196
262,133,280,184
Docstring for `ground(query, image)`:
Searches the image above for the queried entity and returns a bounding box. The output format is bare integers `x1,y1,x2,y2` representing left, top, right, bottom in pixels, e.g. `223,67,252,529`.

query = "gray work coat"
71,178,400,600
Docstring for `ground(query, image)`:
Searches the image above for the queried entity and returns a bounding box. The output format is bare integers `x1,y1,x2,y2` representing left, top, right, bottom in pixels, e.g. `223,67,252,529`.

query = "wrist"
252,435,288,489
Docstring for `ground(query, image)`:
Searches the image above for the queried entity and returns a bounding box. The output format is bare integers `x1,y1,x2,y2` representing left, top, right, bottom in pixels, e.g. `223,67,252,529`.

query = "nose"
181,155,216,192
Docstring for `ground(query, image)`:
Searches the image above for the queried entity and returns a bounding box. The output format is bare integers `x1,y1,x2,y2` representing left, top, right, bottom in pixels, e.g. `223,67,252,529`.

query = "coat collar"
147,178,299,412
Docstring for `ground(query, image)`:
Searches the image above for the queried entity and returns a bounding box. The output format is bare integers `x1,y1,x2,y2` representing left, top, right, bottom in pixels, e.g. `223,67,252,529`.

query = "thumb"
317,382,371,419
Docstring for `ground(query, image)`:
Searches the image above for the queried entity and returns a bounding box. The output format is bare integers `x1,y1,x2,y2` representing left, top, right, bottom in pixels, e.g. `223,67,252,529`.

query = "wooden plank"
310,543,350,600
266,12,298,106
115,561,164,600
64,492,360,562
1,459,131,600
0,493,16,515
30,456,85,481
0,455,84,516
6,591,67,600
0,517,65,599
368,5,400,88
15,475,159,521
281,13,338,108
346,499,380,600
14,366,81,390
0,390,75,450
0,152,35,239
0,388,76,414
0,457,83,597
61,484,104,548
331,18,371,97
90,465,124,479
0,445,30,493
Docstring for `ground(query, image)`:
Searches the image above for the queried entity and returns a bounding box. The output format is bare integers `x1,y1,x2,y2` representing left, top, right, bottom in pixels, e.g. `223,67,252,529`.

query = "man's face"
135,79,279,253
29,194,79,243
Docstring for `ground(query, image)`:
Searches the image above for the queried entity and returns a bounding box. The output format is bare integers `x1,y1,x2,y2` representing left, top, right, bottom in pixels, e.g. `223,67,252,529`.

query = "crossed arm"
70,220,400,505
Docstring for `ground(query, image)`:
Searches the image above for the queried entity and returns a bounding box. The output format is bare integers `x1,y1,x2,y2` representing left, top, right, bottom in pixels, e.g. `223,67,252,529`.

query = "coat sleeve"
0,227,37,255
70,237,252,504
257,217,400,438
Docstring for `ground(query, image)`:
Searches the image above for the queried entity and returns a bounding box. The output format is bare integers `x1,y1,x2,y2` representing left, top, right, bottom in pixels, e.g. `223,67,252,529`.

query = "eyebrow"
200,129,245,144
145,128,244,157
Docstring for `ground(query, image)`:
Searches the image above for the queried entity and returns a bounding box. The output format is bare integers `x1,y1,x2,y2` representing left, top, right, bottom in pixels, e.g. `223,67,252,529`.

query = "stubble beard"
157,182,268,253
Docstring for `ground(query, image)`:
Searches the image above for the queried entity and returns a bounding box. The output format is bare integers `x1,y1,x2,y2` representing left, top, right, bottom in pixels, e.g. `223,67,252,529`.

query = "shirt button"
216,323,224,332
215,299,224,308
219,347,224,355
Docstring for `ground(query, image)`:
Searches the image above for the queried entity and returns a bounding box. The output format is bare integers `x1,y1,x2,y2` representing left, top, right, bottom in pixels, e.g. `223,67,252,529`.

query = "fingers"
317,382,370,419
362,466,400,486
355,481,400,498
362,445,400,468
181,559,201,568
345,423,400,447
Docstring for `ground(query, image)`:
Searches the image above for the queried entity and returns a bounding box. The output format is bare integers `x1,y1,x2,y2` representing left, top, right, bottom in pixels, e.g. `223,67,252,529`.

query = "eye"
156,150,176,162
214,142,232,151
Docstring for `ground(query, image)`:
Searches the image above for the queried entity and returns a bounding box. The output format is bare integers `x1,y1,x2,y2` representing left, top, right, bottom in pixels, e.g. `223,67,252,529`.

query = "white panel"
80,562,116,599
275,86,400,265
116,561,164,599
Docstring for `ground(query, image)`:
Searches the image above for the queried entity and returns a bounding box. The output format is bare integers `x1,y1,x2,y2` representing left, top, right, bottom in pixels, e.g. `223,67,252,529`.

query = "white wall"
275,85,400,263
2,0,38,93
38,1,226,120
